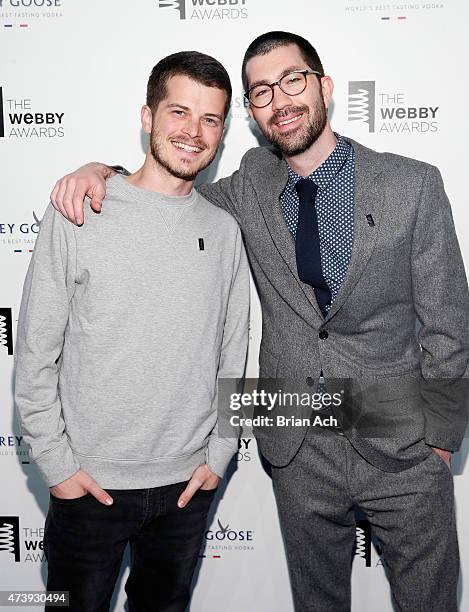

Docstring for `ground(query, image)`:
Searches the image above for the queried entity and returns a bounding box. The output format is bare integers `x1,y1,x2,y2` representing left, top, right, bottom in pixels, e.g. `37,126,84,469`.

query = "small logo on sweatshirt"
0,308,13,355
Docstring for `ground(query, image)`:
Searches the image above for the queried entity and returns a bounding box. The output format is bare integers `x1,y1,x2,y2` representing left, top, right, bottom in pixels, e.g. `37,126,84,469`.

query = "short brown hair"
147,51,232,119
242,31,324,93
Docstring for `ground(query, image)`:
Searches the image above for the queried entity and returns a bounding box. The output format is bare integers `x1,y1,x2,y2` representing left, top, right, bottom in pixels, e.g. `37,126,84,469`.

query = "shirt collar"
284,133,351,193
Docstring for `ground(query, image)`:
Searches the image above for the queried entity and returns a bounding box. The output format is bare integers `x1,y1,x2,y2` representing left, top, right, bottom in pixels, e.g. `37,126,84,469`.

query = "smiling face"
142,74,227,181
245,44,332,156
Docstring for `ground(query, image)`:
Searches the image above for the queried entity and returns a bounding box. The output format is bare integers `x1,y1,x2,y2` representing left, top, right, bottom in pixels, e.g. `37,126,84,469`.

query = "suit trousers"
270,424,459,612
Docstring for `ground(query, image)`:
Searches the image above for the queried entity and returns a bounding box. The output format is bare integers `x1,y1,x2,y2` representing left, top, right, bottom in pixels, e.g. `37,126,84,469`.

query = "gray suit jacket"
199,137,469,472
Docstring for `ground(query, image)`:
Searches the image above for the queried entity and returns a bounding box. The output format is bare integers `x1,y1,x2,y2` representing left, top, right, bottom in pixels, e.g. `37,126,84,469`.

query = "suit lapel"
326,139,386,320
253,149,324,320
250,139,387,323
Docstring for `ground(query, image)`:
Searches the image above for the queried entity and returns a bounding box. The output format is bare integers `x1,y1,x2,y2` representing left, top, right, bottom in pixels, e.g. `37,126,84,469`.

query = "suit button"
319,330,329,340
306,377,314,387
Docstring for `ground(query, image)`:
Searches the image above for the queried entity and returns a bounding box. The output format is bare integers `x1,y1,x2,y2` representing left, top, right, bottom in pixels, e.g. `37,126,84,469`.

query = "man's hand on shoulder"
49,468,113,505
50,162,116,226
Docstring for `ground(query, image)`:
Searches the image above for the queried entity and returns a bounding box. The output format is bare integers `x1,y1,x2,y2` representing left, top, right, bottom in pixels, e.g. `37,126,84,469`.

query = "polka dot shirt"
280,135,355,312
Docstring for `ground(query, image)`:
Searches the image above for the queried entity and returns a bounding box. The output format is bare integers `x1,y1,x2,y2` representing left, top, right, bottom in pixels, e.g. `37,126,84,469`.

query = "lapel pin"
366,214,375,227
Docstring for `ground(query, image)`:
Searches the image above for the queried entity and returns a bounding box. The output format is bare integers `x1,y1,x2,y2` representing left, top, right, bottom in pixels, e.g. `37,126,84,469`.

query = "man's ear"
247,104,254,120
321,76,334,110
141,105,152,134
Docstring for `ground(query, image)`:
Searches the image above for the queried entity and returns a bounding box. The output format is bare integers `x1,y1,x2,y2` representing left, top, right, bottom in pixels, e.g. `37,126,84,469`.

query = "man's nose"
182,117,201,139
271,85,294,112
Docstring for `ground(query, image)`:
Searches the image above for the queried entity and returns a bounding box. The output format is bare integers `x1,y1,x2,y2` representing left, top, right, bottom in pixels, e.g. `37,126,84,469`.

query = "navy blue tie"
295,178,332,316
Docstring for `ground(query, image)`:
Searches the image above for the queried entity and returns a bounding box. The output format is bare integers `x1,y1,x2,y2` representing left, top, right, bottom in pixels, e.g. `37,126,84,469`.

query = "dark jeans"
43,481,216,612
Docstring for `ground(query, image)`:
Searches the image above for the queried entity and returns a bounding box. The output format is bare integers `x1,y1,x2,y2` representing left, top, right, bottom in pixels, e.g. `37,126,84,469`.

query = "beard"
260,96,328,156
150,125,216,181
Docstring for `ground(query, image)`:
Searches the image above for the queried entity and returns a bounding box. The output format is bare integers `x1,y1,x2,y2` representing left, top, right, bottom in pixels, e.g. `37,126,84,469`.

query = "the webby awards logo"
0,517,46,564
0,86,65,139
158,0,248,21
347,80,439,135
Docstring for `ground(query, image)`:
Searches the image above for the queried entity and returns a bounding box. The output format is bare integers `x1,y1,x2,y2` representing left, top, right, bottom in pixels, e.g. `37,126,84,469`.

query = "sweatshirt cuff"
35,440,81,487
205,438,237,479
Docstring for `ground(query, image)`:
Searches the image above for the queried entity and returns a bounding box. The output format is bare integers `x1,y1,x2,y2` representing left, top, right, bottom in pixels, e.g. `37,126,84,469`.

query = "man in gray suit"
50,32,468,612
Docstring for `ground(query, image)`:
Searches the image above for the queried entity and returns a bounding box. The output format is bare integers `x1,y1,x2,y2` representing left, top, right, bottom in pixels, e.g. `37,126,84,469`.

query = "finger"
177,478,202,508
62,179,79,225
89,183,106,214
90,195,103,214
72,180,89,225
86,481,113,506
54,180,69,220
200,466,220,490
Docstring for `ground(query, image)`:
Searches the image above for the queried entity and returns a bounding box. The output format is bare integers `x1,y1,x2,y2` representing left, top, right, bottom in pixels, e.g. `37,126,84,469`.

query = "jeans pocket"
195,487,218,496
49,492,93,504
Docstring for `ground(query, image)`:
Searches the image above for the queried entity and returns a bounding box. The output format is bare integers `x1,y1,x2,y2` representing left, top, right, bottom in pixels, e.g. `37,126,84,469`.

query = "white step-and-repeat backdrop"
1,1,468,610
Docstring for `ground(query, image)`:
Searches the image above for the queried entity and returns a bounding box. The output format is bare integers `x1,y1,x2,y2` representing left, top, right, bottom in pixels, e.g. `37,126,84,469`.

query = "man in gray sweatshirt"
14,51,249,612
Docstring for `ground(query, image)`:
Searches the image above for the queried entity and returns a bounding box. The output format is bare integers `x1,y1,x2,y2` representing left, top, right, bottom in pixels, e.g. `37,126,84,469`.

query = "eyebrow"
247,65,306,91
167,103,223,121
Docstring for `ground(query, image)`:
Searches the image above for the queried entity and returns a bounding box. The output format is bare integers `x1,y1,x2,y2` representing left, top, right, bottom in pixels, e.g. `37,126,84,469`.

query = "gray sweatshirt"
14,175,249,488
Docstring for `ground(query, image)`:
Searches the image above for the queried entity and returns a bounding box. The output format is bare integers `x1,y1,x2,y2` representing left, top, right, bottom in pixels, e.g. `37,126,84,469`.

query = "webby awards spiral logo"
158,0,248,21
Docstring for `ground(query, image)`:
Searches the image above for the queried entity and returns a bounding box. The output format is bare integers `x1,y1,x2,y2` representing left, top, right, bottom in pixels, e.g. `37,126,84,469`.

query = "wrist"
102,164,117,180
80,162,116,180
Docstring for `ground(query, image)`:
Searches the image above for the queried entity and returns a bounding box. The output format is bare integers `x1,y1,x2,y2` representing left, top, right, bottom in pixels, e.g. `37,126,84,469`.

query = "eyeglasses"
245,69,323,108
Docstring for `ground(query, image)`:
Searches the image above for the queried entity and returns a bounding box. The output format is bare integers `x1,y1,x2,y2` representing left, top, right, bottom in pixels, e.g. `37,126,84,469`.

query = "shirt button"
319,330,329,340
